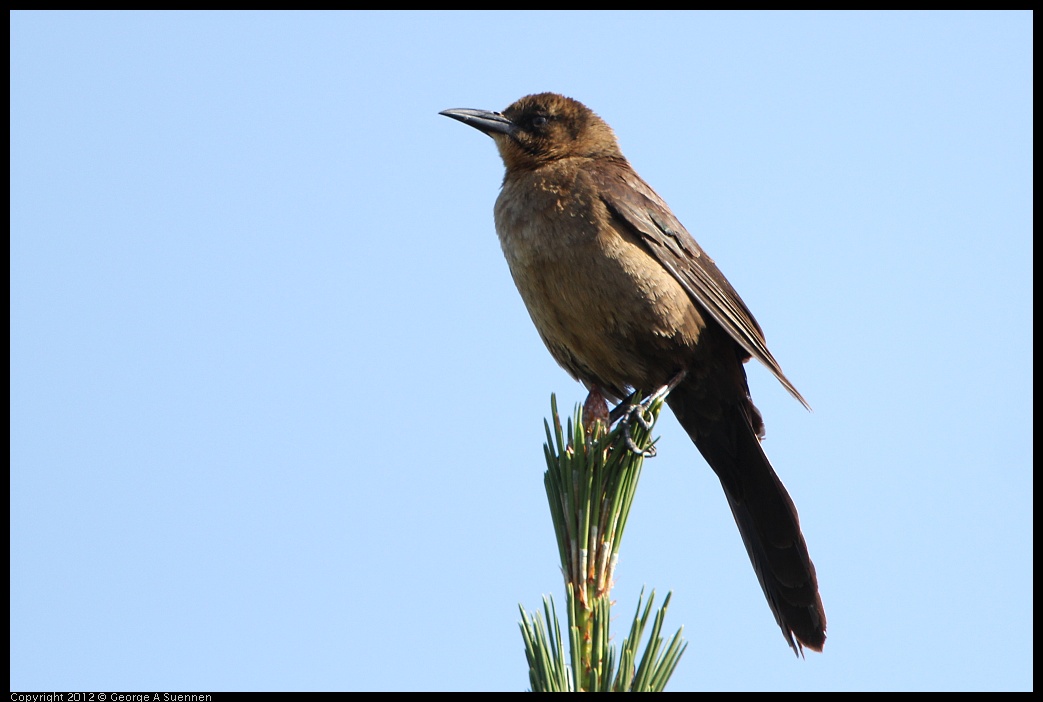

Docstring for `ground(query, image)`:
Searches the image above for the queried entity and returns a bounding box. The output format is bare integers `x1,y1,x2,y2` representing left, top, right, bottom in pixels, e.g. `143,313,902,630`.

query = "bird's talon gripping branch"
608,370,688,428
617,373,688,457
620,402,657,457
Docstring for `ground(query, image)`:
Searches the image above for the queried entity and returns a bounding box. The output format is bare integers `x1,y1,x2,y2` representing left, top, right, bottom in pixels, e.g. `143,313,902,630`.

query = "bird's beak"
439,108,515,137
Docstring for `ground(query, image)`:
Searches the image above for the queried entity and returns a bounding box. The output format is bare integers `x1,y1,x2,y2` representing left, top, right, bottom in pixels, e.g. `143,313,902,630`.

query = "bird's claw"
620,402,658,457
614,370,688,456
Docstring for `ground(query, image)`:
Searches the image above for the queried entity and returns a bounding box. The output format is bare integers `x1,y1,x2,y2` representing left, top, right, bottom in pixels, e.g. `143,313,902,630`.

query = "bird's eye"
531,115,548,128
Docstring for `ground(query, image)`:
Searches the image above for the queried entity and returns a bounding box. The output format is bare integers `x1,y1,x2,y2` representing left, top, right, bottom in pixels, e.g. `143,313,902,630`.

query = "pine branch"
519,394,687,691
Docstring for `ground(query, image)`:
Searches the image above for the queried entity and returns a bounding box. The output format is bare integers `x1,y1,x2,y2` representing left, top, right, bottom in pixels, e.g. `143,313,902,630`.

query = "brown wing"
593,161,810,409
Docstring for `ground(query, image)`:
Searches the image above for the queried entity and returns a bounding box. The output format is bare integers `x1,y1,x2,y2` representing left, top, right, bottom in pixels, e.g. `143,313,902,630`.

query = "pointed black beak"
439,108,515,137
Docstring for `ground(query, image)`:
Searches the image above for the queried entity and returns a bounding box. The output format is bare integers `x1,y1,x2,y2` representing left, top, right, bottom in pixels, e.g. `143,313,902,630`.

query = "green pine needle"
519,394,687,691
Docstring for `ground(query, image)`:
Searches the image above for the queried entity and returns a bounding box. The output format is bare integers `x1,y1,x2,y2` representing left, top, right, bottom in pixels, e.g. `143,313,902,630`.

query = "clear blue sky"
11,11,1031,692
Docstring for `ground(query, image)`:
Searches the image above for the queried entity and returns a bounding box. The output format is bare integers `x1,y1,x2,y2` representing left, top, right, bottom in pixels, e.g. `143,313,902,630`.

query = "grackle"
441,93,826,654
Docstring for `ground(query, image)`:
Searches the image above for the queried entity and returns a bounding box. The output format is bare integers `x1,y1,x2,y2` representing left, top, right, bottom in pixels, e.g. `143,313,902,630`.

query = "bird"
440,92,826,654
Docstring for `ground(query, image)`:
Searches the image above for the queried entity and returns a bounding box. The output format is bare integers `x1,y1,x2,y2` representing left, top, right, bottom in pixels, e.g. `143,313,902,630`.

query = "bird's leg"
610,370,689,456
608,370,688,424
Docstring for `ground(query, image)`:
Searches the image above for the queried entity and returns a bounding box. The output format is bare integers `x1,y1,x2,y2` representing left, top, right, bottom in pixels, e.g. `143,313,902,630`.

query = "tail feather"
667,386,826,653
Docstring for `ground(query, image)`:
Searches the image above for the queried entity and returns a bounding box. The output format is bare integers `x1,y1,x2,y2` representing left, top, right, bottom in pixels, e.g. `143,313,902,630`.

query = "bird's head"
441,92,623,171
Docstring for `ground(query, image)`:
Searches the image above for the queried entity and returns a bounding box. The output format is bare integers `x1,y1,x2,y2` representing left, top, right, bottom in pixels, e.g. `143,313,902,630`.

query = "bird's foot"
610,370,688,456
618,402,658,457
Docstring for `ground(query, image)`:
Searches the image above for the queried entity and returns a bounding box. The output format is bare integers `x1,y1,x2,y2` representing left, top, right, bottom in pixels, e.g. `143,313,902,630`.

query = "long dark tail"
666,385,826,654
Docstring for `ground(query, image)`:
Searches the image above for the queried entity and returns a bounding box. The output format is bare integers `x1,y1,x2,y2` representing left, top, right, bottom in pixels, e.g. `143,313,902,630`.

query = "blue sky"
11,11,1031,692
